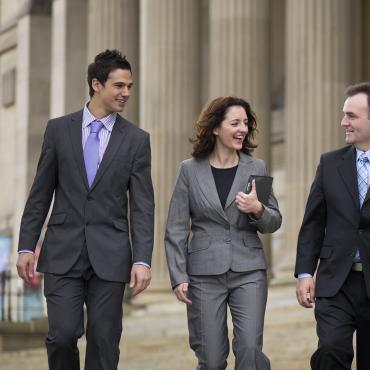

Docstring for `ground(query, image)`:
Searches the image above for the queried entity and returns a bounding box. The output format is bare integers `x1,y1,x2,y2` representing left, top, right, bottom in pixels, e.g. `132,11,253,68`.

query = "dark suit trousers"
44,245,125,370
311,270,370,370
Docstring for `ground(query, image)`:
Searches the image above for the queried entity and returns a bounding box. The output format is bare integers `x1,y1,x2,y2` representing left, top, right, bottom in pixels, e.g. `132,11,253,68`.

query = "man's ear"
91,78,102,93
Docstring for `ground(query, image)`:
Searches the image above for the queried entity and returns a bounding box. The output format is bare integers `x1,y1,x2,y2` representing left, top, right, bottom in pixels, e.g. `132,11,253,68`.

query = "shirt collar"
82,103,117,132
355,148,370,162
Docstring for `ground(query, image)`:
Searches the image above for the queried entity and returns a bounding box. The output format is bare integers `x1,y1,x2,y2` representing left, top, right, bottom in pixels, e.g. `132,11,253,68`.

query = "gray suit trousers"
187,270,270,370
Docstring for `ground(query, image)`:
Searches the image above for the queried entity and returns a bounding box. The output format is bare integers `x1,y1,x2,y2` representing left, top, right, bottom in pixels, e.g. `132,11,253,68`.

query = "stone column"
10,0,52,320
87,0,139,124
276,0,362,283
50,0,87,117
140,0,201,290
208,0,273,270
208,0,271,162
364,0,370,80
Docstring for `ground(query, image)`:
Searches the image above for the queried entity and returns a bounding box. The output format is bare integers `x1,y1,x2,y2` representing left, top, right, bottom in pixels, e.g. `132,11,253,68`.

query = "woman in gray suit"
165,96,282,370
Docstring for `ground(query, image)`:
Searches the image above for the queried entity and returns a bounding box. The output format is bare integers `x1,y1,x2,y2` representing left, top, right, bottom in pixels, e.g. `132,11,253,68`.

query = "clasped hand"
235,179,263,218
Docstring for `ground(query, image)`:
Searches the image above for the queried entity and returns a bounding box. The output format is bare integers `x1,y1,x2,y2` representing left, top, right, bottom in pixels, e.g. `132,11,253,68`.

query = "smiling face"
90,68,133,116
341,93,370,151
213,105,248,153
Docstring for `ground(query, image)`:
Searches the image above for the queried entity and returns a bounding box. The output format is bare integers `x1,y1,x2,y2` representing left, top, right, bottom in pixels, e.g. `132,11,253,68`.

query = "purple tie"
84,120,103,187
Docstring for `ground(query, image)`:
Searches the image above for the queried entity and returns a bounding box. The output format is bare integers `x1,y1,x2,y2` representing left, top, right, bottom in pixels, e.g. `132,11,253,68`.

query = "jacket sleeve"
165,162,191,288
247,162,282,234
18,120,58,251
294,155,327,277
129,133,155,266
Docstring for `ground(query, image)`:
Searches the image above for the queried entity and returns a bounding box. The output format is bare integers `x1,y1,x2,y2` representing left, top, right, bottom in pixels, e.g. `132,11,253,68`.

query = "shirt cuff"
18,250,34,254
298,273,312,279
133,261,151,269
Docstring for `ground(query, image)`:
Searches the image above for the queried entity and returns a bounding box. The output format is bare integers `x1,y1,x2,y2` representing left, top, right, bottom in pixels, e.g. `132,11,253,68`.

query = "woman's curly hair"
190,96,258,158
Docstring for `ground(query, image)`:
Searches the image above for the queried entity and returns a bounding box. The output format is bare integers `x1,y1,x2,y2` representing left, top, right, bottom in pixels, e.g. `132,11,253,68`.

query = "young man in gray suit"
16,50,154,370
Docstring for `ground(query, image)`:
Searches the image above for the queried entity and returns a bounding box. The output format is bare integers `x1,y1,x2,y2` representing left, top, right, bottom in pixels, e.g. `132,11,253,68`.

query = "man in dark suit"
16,50,154,370
295,82,370,370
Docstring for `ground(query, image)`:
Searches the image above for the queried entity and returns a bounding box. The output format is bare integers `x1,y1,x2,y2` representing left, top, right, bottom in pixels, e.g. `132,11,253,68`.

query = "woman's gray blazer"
165,152,282,288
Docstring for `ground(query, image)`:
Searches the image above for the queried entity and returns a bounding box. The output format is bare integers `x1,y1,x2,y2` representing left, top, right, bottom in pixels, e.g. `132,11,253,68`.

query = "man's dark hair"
345,82,370,118
190,96,258,158
87,49,131,97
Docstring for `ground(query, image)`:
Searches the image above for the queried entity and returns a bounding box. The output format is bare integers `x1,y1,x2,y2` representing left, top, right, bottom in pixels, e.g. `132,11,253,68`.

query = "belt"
351,262,363,272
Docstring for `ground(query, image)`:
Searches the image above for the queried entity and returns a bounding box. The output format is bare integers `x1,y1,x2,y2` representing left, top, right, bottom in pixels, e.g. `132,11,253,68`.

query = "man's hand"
296,277,316,308
236,180,263,218
129,264,151,296
174,282,192,305
16,253,35,284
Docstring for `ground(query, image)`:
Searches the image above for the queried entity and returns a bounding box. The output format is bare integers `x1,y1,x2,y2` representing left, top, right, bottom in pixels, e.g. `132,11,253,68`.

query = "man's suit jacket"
165,152,282,288
18,110,154,283
295,145,370,298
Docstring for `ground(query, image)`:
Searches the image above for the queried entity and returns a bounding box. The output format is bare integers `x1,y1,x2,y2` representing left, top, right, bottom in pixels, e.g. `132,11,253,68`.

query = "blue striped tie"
358,153,369,207
84,120,103,187
354,153,369,262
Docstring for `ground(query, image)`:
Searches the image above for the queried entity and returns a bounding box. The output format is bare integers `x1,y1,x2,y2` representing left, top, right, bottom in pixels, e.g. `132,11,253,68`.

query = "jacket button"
225,224,230,230
359,229,363,234
87,195,93,201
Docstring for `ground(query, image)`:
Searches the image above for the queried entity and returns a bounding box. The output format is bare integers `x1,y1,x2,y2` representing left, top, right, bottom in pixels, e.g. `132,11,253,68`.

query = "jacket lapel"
337,146,359,209
194,158,228,222
69,110,89,190
224,153,256,209
89,115,127,191
193,153,257,220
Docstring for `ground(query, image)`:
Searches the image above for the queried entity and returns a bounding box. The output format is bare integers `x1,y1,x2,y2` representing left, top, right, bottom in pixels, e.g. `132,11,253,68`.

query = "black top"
211,165,238,209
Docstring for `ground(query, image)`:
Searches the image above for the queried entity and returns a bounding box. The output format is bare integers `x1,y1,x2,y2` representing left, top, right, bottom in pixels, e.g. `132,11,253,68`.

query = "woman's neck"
208,148,239,169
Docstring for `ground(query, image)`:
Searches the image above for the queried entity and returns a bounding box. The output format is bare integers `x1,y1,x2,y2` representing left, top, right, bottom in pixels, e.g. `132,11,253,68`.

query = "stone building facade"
0,0,369,310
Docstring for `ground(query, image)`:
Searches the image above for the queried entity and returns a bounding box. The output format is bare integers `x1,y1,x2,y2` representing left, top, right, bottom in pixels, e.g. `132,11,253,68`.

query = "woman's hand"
235,179,264,219
174,282,192,304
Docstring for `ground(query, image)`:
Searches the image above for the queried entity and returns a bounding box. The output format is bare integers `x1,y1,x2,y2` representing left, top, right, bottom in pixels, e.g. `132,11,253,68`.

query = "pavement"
0,284,357,370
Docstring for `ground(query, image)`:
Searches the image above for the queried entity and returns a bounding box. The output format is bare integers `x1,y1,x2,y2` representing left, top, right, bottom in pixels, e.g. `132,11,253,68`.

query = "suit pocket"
112,219,128,232
320,245,333,259
48,213,66,225
188,237,211,254
243,236,263,248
